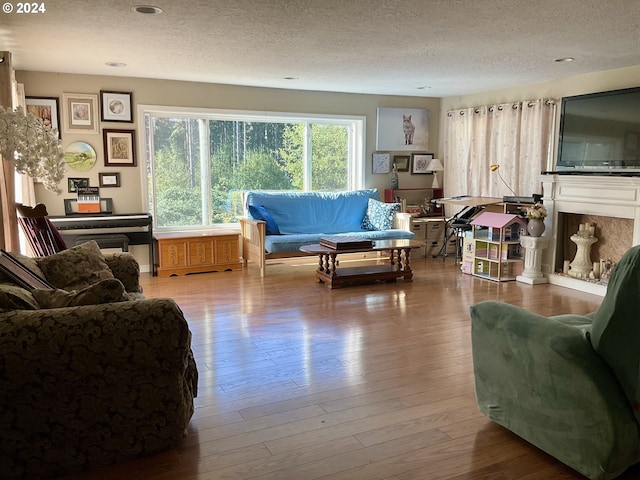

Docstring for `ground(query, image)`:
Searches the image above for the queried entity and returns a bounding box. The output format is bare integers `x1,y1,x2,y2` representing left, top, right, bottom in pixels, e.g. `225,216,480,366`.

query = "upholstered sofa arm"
104,252,142,293
0,298,197,480
471,301,640,480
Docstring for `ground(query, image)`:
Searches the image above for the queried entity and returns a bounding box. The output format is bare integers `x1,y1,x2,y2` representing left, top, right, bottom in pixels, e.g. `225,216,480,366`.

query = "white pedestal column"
568,234,598,279
517,236,550,285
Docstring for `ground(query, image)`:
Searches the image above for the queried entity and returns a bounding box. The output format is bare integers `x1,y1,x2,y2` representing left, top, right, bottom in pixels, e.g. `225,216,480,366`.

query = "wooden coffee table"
299,239,424,289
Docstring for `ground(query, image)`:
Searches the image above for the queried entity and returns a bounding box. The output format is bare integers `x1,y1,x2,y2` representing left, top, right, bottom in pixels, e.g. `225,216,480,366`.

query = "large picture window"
142,107,365,231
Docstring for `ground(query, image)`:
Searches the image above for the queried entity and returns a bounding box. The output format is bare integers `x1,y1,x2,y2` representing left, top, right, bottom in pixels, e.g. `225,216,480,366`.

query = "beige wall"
16,66,640,269
16,70,442,217
440,64,640,170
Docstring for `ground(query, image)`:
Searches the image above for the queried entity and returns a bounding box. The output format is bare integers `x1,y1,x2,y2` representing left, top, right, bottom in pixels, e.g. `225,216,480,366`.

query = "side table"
516,236,549,285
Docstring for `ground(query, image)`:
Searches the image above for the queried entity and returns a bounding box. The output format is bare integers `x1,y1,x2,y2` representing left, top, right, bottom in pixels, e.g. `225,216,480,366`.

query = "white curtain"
443,99,556,202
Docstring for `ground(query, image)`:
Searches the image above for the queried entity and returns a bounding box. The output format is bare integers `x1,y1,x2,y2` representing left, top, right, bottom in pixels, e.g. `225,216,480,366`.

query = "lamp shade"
426,158,444,172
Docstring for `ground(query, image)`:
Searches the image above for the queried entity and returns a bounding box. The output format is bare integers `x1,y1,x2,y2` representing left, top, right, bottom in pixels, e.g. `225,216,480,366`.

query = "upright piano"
49,213,154,274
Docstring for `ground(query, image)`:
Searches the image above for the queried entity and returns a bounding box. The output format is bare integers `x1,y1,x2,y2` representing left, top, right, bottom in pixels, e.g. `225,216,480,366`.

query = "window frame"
138,105,366,232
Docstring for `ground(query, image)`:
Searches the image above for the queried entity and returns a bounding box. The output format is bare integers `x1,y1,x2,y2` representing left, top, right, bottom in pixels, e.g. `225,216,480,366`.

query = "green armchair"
470,245,640,480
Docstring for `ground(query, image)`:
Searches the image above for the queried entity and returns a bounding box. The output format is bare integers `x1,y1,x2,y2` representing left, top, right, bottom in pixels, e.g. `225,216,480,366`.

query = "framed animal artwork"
376,107,430,151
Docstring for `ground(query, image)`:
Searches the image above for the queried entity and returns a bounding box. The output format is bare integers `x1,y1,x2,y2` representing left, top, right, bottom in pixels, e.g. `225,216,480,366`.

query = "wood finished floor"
58,254,640,480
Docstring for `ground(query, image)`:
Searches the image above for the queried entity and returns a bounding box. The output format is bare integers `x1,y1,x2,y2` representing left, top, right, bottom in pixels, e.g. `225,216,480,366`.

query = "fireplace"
541,174,640,295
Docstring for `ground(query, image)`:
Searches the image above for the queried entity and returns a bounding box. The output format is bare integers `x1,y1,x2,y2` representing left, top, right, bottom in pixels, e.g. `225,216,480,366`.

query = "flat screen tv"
556,86,640,174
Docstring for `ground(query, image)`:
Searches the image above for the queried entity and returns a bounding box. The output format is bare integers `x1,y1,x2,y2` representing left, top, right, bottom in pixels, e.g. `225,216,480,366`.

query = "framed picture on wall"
411,152,434,174
67,177,89,193
393,155,410,172
372,152,391,174
25,96,61,138
103,129,137,166
100,91,133,122
376,107,430,151
99,172,121,187
62,93,99,134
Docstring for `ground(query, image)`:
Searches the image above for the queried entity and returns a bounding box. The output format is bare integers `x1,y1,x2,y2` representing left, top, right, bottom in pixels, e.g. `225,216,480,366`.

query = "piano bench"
75,234,130,252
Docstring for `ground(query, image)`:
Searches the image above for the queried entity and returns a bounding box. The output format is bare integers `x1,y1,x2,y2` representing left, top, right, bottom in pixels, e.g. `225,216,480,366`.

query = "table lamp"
426,158,444,188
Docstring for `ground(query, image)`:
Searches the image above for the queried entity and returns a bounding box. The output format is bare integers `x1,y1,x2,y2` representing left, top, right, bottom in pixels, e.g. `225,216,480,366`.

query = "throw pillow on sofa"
32,278,129,309
249,205,281,235
36,240,114,291
0,283,39,310
362,198,400,231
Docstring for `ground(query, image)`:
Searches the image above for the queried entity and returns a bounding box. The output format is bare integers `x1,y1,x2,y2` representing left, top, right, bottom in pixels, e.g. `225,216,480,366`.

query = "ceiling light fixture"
416,86,431,90
284,77,299,80
133,5,163,15
105,62,127,68
554,57,575,63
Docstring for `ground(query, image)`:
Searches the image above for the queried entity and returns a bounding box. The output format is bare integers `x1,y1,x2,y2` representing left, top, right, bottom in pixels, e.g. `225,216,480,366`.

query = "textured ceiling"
2,0,640,97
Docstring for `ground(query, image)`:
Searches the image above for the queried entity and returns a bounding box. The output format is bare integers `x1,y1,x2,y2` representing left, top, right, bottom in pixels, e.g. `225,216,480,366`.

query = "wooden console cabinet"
154,230,242,277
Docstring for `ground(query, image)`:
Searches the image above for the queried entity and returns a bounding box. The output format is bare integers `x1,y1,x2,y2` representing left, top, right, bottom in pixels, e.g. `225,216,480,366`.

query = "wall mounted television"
555,86,640,174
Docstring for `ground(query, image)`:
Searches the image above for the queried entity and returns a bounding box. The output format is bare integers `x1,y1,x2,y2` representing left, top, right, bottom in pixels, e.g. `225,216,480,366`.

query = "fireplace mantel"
541,174,640,295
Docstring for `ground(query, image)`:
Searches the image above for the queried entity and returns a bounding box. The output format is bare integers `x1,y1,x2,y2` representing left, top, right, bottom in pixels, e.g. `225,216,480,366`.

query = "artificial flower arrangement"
0,106,65,193
525,202,547,220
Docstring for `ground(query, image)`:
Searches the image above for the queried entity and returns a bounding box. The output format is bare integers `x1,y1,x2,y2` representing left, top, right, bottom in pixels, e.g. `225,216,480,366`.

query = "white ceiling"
3,0,640,97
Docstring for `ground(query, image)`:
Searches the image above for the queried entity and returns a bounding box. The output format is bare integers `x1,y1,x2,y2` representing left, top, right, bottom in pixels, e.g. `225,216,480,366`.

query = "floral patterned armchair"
0,242,198,480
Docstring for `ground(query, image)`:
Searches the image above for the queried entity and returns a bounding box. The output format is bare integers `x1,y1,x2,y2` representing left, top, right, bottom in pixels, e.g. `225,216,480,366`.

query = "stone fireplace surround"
541,174,640,296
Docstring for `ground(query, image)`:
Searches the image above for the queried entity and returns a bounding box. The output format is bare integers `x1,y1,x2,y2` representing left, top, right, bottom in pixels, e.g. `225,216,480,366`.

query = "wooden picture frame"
103,129,137,166
25,96,61,138
99,172,121,187
0,249,54,291
393,155,410,172
411,152,434,174
62,93,99,134
100,91,133,122
67,177,89,193
372,152,391,174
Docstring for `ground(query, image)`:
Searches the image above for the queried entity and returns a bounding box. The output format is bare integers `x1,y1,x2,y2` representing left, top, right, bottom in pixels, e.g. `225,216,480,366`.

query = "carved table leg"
403,248,413,281
329,253,338,279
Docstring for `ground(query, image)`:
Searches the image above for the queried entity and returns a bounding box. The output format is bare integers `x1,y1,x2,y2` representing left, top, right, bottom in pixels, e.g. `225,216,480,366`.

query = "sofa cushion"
0,252,47,280
36,241,114,291
264,229,414,253
248,205,280,235
32,278,128,309
362,199,400,230
246,189,379,235
590,245,640,419
0,283,39,310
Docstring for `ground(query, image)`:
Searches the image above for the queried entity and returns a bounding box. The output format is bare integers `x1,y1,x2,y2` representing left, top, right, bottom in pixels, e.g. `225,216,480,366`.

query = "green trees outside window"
144,109,364,230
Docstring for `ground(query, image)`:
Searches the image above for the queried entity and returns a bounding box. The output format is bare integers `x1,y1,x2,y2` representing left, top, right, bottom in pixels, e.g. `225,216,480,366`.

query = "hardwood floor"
58,254,639,479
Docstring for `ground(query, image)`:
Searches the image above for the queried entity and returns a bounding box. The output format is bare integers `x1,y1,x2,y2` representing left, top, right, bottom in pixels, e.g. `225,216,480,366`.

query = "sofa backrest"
590,244,640,421
245,189,379,234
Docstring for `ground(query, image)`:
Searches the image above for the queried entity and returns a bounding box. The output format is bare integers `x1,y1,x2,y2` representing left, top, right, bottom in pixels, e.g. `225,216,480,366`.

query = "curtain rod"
447,98,556,117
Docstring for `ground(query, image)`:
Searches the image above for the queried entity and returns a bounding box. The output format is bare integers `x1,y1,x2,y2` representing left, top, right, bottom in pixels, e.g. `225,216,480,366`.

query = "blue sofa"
239,189,414,276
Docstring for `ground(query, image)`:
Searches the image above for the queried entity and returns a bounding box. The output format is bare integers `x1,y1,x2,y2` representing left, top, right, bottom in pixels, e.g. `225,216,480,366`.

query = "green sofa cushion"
36,241,114,291
32,278,128,309
590,244,640,420
0,283,38,310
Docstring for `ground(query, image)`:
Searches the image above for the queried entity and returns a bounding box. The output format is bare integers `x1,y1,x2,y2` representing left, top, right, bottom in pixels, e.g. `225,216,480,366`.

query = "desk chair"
16,203,68,257
438,205,483,263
